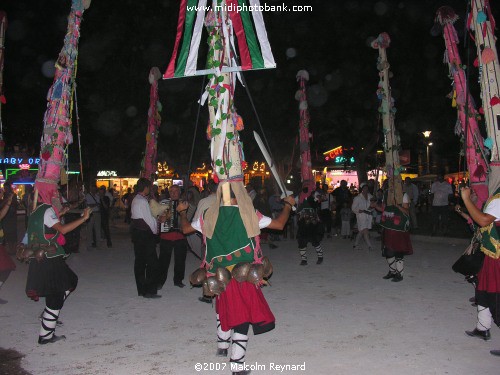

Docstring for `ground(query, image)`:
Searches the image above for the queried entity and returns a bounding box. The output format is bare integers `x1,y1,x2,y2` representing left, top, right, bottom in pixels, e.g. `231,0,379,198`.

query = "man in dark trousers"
130,178,161,299
157,184,188,289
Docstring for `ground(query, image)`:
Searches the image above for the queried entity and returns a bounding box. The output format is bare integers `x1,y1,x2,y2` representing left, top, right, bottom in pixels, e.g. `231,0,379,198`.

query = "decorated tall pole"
34,0,91,207
468,0,500,194
141,67,162,182
0,11,7,158
436,7,489,208
164,0,275,211
295,70,315,195
371,33,403,206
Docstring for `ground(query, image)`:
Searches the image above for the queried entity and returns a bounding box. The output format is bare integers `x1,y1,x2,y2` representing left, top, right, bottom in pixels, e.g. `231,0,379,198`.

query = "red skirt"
216,278,275,334
0,244,16,272
477,255,500,293
383,229,413,255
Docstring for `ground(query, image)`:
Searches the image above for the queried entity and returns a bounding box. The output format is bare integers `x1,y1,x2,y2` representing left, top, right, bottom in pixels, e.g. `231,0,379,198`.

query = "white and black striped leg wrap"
230,332,248,365
395,258,404,276
477,305,493,331
216,314,230,349
386,257,396,274
39,307,60,340
315,245,323,260
299,248,307,262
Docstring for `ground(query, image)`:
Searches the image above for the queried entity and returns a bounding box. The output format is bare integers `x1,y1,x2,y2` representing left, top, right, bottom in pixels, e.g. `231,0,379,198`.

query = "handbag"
452,232,485,276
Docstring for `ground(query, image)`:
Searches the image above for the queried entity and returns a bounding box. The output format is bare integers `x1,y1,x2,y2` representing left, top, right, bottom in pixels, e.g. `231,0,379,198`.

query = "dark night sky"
1,0,499,178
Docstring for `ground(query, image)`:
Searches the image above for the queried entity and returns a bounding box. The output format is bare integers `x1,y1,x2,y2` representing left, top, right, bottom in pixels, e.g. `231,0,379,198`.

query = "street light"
422,131,432,174
426,142,433,174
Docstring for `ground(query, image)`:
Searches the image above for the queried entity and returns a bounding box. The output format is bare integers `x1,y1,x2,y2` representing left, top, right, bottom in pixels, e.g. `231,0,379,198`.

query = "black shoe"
490,350,500,356
391,274,403,282
143,293,162,299
316,257,323,264
38,334,66,345
465,328,491,341
300,260,307,266
199,296,212,304
174,282,185,288
216,348,228,357
382,272,396,280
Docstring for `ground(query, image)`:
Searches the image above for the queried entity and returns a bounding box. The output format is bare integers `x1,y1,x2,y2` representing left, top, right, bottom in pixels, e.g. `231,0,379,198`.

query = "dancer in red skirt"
460,186,500,356
373,192,413,282
178,184,295,375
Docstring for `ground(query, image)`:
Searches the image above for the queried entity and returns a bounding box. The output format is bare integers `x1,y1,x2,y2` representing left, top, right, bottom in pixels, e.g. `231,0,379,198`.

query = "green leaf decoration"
227,132,234,140
209,89,216,96
225,161,232,170
221,113,228,120
212,128,222,136
215,159,222,166
219,87,226,93
219,167,225,175
217,76,224,83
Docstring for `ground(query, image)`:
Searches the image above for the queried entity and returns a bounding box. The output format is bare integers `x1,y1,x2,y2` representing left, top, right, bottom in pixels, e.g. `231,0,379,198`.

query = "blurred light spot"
41,60,56,78
374,1,388,16
286,48,297,59
126,106,138,117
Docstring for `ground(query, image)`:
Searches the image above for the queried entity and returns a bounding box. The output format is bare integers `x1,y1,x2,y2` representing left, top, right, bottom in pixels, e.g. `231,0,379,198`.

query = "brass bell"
206,276,224,295
202,279,215,297
262,256,273,279
246,264,264,285
34,248,45,262
231,262,251,283
215,267,231,288
190,268,207,286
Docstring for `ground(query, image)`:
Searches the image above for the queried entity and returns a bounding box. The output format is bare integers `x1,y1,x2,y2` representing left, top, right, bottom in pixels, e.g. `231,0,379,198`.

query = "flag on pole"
163,0,275,79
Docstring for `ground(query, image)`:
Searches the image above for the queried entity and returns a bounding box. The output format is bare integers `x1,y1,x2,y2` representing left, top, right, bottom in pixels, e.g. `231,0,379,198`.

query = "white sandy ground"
0,224,498,375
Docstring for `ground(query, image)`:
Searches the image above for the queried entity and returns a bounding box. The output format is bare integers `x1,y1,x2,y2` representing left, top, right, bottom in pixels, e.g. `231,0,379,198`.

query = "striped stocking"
386,257,396,274
395,258,404,276
315,245,323,262
217,314,230,350
230,332,248,367
39,307,61,341
299,248,307,264
477,305,492,331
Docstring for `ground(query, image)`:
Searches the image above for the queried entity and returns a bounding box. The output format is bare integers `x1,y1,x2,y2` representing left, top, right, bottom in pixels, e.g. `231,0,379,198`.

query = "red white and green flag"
163,0,275,79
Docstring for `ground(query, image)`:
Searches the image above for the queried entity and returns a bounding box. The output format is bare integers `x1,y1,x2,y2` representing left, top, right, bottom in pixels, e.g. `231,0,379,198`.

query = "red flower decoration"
212,174,219,184
241,161,248,169
490,96,500,106
0,95,6,104
41,151,51,160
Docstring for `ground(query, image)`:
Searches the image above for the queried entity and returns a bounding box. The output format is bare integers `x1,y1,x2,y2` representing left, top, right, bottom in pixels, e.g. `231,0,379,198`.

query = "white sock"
395,259,404,276
39,307,60,340
217,314,230,349
477,305,492,331
230,332,248,365
386,257,396,274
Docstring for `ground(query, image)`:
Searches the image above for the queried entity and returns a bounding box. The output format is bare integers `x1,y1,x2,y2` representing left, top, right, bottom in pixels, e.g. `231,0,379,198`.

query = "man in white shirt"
130,178,161,299
430,174,453,235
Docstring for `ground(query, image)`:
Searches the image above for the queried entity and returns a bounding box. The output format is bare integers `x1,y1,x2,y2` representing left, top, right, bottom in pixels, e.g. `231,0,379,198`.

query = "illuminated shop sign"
0,157,40,165
97,170,118,177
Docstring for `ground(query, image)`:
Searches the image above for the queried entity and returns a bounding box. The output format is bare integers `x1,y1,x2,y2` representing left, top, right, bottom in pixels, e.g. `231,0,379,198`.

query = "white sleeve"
44,207,60,228
259,215,272,229
485,198,500,221
191,217,202,232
